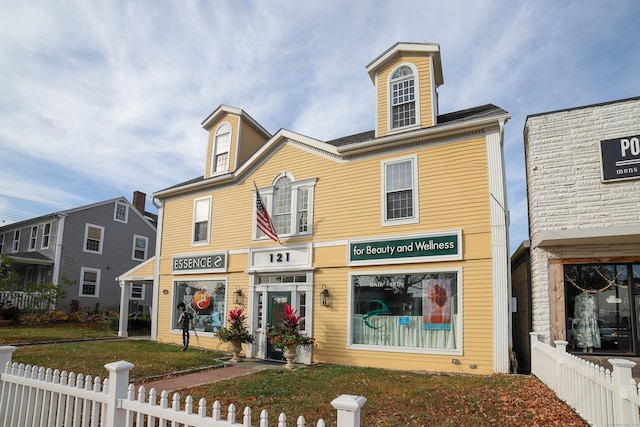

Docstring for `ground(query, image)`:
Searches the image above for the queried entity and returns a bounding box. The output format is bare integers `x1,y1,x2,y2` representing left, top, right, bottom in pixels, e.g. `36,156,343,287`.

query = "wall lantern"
321,285,330,307
234,288,243,305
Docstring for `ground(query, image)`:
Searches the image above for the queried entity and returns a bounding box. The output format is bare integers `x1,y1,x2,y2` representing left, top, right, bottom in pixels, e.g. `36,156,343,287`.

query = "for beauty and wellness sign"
348,230,462,265
600,134,640,182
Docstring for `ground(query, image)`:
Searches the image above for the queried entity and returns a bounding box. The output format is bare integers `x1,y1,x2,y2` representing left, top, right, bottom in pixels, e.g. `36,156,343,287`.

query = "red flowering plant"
216,307,254,344
266,303,314,349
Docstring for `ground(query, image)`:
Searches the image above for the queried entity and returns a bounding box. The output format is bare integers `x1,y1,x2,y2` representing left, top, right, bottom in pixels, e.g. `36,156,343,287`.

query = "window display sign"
600,134,640,181
174,280,226,333
350,270,461,352
349,231,461,265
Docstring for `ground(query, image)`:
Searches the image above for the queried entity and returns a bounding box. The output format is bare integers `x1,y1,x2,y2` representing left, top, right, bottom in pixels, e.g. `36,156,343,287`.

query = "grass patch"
0,322,115,344
182,366,587,426
9,340,225,382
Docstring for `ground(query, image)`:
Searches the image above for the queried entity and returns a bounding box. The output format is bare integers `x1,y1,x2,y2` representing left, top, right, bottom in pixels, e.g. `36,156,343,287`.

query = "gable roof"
153,103,509,198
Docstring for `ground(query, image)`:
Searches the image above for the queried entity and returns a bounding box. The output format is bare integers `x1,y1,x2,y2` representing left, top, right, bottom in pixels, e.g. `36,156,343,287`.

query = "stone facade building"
513,96,640,371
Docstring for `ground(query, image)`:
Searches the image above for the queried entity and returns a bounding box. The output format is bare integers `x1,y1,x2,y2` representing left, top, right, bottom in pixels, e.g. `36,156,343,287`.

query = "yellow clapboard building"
145,42,511,374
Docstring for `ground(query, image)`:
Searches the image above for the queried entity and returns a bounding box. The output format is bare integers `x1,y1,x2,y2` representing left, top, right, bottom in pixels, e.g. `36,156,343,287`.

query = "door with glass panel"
266,292,291,360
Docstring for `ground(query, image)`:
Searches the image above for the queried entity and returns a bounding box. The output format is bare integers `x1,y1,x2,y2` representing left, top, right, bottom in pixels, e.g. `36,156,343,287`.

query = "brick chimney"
133,191,146,214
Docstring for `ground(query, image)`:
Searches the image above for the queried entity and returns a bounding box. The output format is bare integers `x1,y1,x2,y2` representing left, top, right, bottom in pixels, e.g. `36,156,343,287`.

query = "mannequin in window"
574,291,600,352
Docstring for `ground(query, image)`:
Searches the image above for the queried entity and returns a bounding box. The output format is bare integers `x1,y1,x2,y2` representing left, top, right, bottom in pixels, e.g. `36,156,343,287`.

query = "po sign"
600,134,640,182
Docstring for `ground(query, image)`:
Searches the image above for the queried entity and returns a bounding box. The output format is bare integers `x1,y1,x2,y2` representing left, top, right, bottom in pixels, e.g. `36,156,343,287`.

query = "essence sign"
600,134,640,182
348,231,462,266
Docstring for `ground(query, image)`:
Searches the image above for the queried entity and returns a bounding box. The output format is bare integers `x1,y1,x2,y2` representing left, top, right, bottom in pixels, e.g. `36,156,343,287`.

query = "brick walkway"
134,359,286,393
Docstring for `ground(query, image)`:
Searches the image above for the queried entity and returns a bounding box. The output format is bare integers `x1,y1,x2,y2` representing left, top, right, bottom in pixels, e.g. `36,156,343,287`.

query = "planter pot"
284,345,298,370
231,341,243,362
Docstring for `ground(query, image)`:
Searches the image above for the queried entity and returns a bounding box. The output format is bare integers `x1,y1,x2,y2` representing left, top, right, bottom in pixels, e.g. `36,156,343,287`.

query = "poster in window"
422,279,451,330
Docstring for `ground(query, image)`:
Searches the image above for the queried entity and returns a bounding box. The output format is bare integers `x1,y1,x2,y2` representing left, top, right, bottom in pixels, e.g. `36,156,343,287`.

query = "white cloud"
1,0,639,252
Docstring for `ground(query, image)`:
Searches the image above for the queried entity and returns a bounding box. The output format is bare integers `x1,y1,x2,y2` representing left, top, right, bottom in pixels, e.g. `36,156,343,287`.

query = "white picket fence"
0,290,56,311
530,332,640,427
0,346,366,427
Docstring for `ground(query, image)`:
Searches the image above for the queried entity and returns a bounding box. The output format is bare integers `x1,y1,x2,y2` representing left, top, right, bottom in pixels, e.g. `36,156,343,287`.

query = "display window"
173,280,226,333
349,269,461,352
564,263,640,354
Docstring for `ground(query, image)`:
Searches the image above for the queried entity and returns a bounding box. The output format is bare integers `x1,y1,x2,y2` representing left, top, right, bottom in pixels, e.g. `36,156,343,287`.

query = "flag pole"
253,181,283,245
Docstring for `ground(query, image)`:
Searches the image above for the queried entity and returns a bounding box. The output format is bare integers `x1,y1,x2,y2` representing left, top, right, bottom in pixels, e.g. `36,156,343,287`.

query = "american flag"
255,188,279,242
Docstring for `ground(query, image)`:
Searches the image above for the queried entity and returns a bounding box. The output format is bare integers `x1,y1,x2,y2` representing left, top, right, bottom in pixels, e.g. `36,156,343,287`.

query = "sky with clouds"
1,1,639,253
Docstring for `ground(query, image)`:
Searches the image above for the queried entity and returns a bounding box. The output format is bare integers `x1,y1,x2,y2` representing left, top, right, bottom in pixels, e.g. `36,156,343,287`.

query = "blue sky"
1,1,639,253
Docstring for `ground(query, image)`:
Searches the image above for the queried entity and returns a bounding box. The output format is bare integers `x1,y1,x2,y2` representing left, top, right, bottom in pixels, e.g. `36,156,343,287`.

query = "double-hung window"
390,64,417,130
255,174,316,240
212,124,231,174
0,233,4,253
41,223,51,249
132,235,148,260
382,155,418,225
193,197,211,245
29,226,37,251
114,202,128,223
84,224,104,254
80,267,100,297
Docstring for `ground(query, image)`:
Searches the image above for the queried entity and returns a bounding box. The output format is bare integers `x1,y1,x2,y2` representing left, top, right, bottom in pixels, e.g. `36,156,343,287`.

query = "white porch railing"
0,346,366,427
0,290,56,311
530,332,640,427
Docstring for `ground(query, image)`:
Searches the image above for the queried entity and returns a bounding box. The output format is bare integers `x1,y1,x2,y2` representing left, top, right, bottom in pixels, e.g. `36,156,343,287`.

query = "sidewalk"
134,358,286,393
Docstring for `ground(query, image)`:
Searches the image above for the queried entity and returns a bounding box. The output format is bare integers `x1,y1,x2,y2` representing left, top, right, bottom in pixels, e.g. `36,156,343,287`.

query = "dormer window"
390,65,417,129
212,123,231,174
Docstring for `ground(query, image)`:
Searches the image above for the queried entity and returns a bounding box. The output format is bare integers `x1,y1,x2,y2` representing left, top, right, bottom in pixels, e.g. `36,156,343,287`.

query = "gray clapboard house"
0,191,156,313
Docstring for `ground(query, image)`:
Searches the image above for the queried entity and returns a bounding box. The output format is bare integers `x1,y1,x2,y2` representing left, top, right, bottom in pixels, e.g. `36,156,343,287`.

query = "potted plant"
266,303,314,369
216,307,254,362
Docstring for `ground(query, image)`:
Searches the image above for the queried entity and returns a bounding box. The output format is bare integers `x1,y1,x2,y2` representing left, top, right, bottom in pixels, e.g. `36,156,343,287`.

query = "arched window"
390,65,416,129
254,173,317,240
212,124,231,174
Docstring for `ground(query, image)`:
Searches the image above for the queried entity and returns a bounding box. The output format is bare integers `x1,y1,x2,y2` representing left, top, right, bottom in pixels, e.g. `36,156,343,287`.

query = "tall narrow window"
273,176,292,235
193,197,211,244
212,124,231,174
383,156,418,224
29,226,37,251
12,230,20,252
41,223,51,249
80,267,100,297
132,235,148,260
84,224,104,254
0,233,4,253
114,202,128,223
390,65,416,129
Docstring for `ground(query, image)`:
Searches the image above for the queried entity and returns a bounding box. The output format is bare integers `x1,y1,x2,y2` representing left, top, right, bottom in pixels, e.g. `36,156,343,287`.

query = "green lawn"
1,324,587,426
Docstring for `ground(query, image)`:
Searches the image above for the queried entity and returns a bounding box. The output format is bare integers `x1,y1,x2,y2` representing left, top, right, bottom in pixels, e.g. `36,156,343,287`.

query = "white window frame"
79,267,101,297
347,267,463,355
132,234,149,261
83,223,105,254
254,173,317,241
192,196,212,246
41,222,51,249
212,123,232,175
28,226,38,251
114,202,129,223
12,229,20,252
130,283,145,300
0,233,4,253
388,63,421,133
381,154,419,226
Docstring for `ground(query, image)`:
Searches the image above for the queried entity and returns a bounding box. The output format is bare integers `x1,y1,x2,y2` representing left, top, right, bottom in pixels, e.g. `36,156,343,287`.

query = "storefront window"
564,264,636,354
350,270,460,351
174,280,226,333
